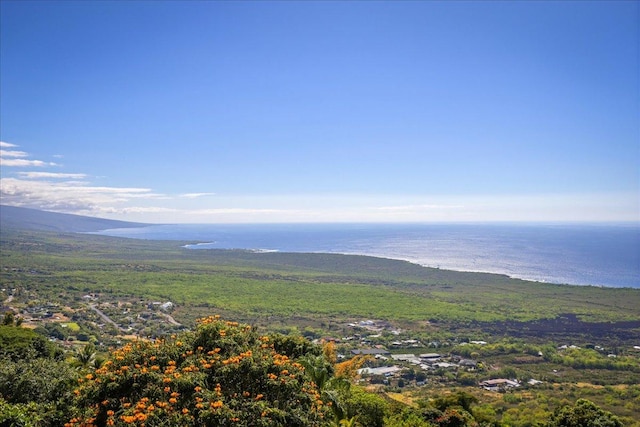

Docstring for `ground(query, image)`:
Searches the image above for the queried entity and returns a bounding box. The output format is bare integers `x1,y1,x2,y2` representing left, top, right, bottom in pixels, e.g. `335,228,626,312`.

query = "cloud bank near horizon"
0,141,637,223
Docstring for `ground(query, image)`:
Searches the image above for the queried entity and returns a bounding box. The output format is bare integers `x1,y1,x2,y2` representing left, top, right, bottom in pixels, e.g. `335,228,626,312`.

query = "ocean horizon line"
90,222,640,289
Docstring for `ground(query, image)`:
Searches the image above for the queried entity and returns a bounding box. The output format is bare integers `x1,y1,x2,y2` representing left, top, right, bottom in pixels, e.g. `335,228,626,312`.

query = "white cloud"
0,149,29,158
0,143,636,224
179,192,216,198
17,172,88,179
0,142,58,167
0,177,164,216
187,208,294,215
374,204,465,212
0,142,174,220
0,158,58,167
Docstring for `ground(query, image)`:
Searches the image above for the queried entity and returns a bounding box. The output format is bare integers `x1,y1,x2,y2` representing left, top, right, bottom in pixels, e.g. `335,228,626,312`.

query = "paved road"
89,304,126,332
159,312,182,326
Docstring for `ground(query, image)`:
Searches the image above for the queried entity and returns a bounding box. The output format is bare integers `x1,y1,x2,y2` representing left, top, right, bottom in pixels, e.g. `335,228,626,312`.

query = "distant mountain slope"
0,205,150,232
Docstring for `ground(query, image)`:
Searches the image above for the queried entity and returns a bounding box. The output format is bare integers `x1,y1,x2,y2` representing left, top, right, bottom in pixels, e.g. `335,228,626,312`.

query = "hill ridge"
0,205,151,232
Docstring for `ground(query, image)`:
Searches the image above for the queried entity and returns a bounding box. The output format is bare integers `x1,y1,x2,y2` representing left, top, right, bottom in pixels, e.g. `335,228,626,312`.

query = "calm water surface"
91,223,640,288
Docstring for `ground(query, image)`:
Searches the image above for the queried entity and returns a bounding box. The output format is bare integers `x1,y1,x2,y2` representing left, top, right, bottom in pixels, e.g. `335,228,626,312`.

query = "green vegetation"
1,314,638,426
2,228,639,328
548,398,622,427
1,227,640,425
0,319,78,426
69,316,328,426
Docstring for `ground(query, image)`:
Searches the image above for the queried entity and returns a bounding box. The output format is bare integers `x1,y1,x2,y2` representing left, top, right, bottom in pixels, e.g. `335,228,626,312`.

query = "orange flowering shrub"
334,355,368,380
68,316,328,426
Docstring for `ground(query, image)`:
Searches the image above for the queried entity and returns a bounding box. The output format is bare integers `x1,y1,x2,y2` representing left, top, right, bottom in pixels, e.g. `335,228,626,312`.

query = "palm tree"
300,354,353,425
338,417,358,427
73,342,96,370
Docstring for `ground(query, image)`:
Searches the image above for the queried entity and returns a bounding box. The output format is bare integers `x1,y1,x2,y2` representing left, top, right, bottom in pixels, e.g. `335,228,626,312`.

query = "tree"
0,325,59,361
0,334,77,427
72,343,97,370
0,357,77,405
343,387,388,427
433,391,478,413
384,409,432,427
68,316,328,426
547,399,623,427
300,352,352,425
2,312,15,326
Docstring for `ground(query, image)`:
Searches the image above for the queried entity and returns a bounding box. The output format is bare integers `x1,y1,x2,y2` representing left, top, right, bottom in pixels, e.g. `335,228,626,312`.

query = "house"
351,349,390,356
160,302,174,311
459,359,478,368
480,379,519,391
419,353,441,361
433,362,457,369
357,366,402,377
391,354,422,364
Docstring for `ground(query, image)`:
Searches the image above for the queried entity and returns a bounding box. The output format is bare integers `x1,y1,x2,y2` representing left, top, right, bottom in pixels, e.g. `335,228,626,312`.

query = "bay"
91,223,640,288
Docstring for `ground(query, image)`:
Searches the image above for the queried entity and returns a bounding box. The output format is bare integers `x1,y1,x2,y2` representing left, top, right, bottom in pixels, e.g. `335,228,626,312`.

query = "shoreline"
89,223,640,289
181,243,631,289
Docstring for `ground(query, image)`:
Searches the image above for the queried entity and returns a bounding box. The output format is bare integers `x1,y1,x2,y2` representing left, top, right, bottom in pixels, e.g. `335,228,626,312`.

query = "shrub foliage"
68,316,328,427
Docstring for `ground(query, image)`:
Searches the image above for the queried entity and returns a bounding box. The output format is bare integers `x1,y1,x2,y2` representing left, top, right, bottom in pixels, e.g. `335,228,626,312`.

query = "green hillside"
2,224,640,425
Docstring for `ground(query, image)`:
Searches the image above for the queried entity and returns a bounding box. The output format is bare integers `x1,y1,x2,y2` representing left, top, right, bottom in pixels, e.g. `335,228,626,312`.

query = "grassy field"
2,228,639,328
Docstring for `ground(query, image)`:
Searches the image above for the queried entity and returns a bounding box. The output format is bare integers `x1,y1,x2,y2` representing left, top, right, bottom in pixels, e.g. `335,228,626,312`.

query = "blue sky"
1,1,638,223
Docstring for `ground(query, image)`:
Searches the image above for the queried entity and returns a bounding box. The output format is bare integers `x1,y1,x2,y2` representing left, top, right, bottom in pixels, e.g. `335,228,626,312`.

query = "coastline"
91,222,639,289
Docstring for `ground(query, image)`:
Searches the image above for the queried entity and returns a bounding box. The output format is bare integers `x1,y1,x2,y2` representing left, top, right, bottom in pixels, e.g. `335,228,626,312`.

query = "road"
89,304,126,333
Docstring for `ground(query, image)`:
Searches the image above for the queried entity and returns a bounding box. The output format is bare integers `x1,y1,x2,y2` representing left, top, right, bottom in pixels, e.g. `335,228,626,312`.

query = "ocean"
91,223,640,288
